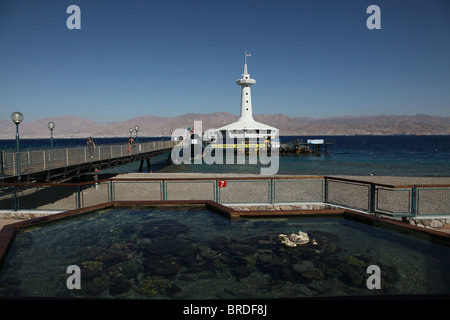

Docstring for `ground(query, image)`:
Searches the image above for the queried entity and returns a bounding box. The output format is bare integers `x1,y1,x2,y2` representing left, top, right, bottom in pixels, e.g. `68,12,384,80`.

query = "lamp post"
161,130,164,141
135,125,139,143
10,112,23,153
129,128,133,138
48,122,55,159
10,112,23,183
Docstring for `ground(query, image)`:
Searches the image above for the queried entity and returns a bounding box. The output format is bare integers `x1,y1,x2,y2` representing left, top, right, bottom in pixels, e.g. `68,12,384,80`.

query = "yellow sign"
210,144,267,149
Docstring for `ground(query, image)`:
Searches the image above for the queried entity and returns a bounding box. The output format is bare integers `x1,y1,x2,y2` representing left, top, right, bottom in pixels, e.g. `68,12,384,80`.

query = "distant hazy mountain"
0,113,449,139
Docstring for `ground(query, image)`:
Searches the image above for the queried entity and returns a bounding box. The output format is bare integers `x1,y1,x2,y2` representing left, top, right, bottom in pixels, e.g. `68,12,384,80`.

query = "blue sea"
1,135,450,177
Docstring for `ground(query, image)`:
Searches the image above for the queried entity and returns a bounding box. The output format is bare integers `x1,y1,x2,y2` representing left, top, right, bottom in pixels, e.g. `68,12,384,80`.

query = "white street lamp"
48,122,55,159
10,112,24,153
135,125,139,143
10,111,23,183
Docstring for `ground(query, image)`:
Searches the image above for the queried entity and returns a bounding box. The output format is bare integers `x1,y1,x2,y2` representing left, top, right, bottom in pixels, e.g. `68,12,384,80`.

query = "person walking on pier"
127,137,135,154
87,137,96,158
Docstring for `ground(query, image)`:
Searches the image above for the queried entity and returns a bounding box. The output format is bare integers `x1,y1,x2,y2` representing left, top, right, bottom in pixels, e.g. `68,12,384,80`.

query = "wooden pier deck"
0,140,177,182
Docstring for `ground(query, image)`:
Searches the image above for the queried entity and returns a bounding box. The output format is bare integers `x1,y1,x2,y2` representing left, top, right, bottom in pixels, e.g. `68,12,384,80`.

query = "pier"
280,139,334,154
0,140,176,183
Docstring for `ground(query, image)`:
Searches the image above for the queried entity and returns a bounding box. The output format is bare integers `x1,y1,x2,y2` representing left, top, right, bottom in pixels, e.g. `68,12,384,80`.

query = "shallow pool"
1,206,450,298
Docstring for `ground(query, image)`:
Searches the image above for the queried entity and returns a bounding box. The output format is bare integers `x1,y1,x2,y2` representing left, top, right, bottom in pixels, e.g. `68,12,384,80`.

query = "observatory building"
206,52,279,148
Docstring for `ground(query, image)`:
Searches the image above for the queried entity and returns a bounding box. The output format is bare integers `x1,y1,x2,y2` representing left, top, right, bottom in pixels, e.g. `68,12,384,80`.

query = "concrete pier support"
139,158,152,173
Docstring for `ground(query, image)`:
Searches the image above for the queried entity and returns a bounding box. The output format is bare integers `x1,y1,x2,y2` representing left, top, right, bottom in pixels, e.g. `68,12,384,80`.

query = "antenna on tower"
244,51,251,74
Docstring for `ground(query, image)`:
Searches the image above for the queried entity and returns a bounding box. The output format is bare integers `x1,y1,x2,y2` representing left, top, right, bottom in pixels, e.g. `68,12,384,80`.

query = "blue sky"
1,0,449,122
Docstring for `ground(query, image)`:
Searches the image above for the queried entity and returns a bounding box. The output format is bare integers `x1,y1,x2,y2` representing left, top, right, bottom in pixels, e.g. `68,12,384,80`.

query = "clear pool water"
1,206,450,299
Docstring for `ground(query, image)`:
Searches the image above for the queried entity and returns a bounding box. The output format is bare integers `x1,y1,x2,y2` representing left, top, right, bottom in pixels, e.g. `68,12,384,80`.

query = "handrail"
324,175,450,189
0,140,177,179
1,175,449,218
1,175,449,188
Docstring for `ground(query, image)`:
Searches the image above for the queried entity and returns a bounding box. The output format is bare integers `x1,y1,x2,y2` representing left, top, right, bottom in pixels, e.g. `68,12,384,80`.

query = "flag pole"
244,51,251,74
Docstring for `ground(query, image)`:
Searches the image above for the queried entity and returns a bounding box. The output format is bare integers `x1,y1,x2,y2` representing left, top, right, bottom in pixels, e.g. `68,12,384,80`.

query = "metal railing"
1,176,449,218
324,177,450,217
1,140,176,180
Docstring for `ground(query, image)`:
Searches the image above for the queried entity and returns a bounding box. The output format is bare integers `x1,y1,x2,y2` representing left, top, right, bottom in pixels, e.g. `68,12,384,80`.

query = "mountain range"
1,113,449,139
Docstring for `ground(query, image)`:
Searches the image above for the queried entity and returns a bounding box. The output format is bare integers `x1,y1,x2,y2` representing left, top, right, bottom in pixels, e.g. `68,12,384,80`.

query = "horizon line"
2,112,449,124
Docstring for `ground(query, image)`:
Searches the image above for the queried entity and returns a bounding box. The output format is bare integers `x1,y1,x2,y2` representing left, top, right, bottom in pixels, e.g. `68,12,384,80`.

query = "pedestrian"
87,137,96,158
127,137,135,153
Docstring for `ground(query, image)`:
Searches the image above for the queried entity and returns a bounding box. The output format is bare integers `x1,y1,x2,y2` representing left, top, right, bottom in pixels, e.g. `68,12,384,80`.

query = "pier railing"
0,140,176,180
0,176,449,218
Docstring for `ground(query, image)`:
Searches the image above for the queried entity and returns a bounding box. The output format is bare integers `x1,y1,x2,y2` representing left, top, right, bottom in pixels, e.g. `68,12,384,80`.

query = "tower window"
246,93,248,95
246,101,248,103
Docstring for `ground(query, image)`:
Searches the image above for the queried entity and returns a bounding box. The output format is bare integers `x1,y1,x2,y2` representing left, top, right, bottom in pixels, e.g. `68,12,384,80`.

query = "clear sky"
1,0,449,122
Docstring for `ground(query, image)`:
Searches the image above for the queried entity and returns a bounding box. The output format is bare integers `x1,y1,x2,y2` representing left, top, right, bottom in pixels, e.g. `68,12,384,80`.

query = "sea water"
1,206,450,298
1,135,450,176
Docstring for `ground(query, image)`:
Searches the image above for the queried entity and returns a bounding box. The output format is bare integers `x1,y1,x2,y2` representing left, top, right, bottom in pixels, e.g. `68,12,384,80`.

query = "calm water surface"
1,135,450,176
1,207,449,298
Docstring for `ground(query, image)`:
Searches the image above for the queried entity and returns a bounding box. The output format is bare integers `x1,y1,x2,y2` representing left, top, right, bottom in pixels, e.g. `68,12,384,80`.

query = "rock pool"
1,206,450,298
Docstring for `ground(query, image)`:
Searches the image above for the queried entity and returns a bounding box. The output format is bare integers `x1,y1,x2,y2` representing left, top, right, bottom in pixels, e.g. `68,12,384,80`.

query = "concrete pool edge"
1,200,450,270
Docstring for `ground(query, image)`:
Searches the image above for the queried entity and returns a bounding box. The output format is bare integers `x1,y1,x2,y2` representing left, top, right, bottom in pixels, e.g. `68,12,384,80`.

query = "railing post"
369,183,376,213
76,185,81,209
270,178,274,204
110,180,114,201
411,187,417,217
1,150,4,177
13,185,18,211
26,150,30,176
323,176,328,203
215,179,218,203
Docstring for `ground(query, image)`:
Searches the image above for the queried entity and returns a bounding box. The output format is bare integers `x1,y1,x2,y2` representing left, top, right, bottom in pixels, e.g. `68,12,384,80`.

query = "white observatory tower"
237,52,256,121
213,52,278,141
